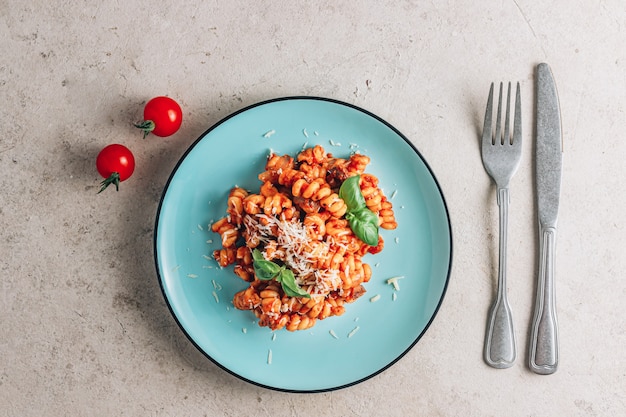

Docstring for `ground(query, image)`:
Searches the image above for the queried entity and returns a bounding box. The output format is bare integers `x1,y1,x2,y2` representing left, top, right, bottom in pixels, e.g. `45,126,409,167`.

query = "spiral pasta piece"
227,187,248,226
379,199,398,230
291,178,332,201
319,193,347,218
213,247,236,267
359,173,384,213
211,217,239,247
297,144,327,165
347,153,370,175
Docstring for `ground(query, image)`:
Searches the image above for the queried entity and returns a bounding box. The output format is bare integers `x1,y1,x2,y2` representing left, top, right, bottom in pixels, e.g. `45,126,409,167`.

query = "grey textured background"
1,1,624,416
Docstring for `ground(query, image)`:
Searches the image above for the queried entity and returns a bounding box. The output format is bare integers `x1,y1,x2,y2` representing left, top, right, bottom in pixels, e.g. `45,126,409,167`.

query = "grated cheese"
267,349,273,364
348,326,360,338
392,293,397,301
243,214,341,296
386,276,405,291
242,328,247,334
212,291,219,303
303,129,309,138
329,330,338,339
263,130,276,138
187,274,198,279
370,294,381,302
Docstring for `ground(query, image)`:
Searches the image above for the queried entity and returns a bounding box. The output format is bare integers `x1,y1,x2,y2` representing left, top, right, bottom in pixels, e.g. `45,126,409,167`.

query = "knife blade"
529,63,563,375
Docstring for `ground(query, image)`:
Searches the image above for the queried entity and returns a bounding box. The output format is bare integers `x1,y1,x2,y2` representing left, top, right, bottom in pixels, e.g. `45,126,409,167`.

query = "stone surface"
1,1,625,416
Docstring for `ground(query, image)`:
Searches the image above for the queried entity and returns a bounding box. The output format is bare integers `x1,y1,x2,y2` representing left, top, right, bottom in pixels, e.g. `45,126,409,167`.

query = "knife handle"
529,225,559,374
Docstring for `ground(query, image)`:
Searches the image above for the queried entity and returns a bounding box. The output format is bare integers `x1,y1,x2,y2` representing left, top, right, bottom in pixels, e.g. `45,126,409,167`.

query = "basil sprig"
339,175,380,246
252,249,311,298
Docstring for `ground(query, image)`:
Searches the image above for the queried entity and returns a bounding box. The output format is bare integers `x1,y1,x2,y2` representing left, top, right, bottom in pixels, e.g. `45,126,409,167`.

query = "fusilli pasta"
211,145,397,331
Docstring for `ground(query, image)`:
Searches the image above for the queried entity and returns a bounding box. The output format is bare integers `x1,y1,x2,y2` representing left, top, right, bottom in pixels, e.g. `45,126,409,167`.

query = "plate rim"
153,95,453,393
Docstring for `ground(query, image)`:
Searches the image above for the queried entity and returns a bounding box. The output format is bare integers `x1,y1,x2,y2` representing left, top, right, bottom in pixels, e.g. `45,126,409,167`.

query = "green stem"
134,120,155,139
98,172,121,193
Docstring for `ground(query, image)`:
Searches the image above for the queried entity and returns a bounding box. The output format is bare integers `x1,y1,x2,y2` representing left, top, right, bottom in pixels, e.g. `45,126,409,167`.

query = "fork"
481,82,522,369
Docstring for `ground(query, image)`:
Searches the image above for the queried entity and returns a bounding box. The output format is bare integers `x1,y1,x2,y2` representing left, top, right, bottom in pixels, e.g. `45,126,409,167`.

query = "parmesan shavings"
348,326,360,338
212,291,219,303
263,130,276,138
329,330,338,339
370,294,381,302
243,214,342,296
267,349,273,365
329,139,341,147
386,276,405,291
303,128,309,138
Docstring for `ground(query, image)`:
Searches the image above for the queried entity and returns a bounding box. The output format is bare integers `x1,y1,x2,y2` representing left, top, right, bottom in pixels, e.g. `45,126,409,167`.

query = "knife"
529,63,563,375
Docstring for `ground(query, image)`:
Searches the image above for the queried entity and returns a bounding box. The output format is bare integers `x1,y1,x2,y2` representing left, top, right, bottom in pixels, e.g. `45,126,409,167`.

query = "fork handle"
529,225,559,374
484,187,516,368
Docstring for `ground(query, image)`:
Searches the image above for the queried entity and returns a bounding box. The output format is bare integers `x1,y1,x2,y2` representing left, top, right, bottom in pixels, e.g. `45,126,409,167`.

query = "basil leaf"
252,248,265,262
278,269,311,298
348,207,380,246
252,249,282,280
339,175,365,212
254,260,281,280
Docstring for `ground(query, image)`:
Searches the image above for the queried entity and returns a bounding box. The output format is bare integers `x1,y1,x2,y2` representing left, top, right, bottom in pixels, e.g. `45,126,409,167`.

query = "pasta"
211,144,397,331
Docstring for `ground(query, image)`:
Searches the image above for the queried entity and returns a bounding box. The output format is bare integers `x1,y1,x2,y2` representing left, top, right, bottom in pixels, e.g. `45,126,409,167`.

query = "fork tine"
482,83,494,145
494,82,503,145
513,82,522,145
504,82,512,144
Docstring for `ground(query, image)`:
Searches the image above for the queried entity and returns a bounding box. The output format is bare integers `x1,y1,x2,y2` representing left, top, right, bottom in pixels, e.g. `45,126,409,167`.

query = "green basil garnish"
338,174,380,246
277,269,310,298
252,249,282,280
251,249,311,298
339,175,366,212
346,208,380,246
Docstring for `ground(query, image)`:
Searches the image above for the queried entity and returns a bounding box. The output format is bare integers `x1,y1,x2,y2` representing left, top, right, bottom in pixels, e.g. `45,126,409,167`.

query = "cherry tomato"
134,96,183,138
96,144,135,193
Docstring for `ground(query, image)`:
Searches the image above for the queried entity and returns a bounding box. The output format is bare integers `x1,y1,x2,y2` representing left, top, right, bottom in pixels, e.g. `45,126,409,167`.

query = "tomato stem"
98,172,121,193
134,120,155,139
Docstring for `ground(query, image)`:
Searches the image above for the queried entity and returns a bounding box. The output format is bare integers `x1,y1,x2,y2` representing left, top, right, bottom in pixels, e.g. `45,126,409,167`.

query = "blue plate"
154,97,452,392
